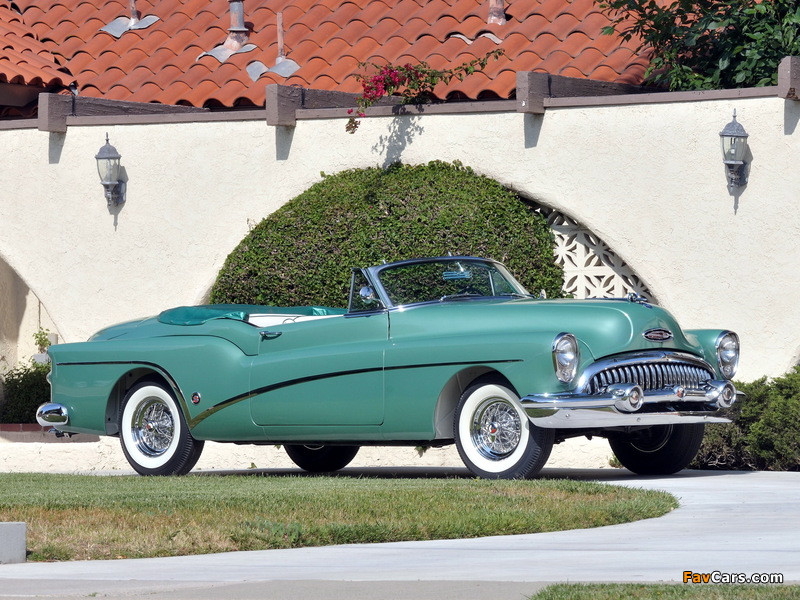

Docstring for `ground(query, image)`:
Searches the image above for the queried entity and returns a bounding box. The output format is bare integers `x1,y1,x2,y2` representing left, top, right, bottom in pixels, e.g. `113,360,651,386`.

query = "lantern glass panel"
97,157,121,184
721,135,747,163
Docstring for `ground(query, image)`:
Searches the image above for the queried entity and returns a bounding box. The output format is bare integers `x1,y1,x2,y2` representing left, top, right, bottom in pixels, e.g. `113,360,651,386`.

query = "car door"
249,312,388,427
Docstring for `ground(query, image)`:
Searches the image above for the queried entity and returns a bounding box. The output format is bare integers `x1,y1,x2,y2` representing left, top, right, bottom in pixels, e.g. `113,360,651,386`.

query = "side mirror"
359,286,378,304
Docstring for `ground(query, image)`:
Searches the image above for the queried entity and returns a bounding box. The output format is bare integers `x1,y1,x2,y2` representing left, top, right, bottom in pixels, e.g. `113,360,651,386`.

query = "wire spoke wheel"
131,398,175,457
119,380,204,476
470,398,522,460
455,378,553,479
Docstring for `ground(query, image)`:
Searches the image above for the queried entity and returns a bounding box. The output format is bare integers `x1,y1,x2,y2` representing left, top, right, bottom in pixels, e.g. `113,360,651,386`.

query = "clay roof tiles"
0,0,650,111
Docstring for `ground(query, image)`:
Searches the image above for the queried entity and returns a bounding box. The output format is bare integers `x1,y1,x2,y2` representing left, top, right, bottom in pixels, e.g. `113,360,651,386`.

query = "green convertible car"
37,256,740,479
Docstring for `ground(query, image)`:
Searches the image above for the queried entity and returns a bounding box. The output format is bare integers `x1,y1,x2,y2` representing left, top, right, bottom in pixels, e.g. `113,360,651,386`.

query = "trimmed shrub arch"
210,161,653,309
211,161,565,308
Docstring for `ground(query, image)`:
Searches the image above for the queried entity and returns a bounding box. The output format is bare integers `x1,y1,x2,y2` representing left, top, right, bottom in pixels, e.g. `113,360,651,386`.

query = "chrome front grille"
587,361,714,394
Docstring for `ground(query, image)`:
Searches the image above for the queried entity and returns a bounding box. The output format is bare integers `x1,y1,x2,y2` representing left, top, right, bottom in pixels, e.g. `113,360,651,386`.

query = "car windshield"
376,259,530,306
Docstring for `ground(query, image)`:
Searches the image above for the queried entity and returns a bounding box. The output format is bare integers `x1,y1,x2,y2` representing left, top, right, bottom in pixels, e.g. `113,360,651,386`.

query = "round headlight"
553,333,579,383
716,331,740,379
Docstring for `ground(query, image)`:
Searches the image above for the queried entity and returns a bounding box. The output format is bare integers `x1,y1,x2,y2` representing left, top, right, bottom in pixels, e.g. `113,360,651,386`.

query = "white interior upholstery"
246,314,340,327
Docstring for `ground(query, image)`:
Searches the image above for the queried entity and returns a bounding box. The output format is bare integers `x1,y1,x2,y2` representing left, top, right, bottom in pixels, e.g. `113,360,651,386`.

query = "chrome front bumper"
521,380,739,428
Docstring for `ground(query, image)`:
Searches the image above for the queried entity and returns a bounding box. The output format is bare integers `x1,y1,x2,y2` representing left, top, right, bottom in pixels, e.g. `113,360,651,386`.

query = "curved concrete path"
0,468,798,599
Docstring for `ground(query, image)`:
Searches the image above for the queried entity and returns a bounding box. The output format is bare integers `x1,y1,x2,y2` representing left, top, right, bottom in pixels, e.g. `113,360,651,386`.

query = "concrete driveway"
0,468,798,600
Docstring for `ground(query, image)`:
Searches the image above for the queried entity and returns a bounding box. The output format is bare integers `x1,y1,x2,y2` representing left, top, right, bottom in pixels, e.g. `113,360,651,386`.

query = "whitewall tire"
119,381,204,476
455,379,553,479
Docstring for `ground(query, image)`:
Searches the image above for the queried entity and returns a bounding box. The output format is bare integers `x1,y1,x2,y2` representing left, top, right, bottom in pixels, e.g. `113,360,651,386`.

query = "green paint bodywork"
46,292,728,444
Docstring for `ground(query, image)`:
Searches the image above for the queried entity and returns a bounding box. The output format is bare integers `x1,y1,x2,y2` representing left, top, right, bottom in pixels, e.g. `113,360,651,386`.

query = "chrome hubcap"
470,398,522,460
132,398,174,457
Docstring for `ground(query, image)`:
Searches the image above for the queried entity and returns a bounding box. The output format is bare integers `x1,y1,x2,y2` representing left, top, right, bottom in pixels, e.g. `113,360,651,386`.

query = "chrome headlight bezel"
552,332,579,384
715,331,740,380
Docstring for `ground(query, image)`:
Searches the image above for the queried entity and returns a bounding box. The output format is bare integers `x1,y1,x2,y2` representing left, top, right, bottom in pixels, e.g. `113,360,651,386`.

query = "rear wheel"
284,444,360,472
119,381,204,476
455,378,553,479
609,423,705,475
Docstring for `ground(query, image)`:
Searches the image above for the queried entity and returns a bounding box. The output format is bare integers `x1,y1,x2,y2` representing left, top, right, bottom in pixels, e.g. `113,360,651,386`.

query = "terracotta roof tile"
175,64,217,88
295,3,334,27
1,0,651,111
51,35,85,57
360,18,402,44
157,10,194,33
86,66,127,92
125,80,166,102
410,1,464,24
402,35,444,60
0,6,68,87
527,32,566,60
138,47,179,71
372,36,417,64
325,2,364,28
353,1,392,25
343,37,382,62
330,19,376,44
61,49,95,74
273,4,306,24
565,46,607,77
156,80,193,105
531,50,574,77
289,38,323,63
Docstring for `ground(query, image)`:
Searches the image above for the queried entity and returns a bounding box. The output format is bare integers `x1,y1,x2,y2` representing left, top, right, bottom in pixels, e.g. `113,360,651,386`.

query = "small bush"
692,367,800,471
0,361,50,424
210,161,563,307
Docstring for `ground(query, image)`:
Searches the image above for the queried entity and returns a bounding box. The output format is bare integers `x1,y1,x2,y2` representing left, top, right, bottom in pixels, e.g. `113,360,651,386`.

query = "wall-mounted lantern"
95,134,123,206
719,110,749,190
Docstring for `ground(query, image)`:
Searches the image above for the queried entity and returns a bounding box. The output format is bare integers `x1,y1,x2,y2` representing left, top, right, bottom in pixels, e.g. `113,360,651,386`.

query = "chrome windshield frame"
364,256,530,309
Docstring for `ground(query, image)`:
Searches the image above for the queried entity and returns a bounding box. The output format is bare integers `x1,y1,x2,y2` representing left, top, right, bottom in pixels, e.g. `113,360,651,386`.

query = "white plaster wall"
0,95,797,382
0,259,21,374
0,259,57,409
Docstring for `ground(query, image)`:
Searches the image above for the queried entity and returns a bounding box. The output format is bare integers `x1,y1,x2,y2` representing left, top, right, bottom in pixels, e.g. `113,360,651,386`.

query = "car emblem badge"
644,328,673,342
191,392,202,405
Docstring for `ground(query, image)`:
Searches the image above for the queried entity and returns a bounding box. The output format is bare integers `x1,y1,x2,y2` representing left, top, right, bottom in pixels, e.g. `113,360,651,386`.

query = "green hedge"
691,367,800,471
0,361,50,424
210,161,563,307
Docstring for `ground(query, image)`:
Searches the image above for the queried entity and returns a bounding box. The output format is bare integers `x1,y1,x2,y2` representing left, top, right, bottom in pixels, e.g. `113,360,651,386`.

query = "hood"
420,296,703,362
531,298,698,360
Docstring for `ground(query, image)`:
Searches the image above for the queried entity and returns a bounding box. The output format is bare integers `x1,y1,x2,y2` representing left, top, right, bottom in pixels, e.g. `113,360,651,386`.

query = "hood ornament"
626,292,652,308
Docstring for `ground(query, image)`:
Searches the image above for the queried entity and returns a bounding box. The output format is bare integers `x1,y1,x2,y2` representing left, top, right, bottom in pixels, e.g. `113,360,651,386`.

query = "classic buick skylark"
37,256,740,479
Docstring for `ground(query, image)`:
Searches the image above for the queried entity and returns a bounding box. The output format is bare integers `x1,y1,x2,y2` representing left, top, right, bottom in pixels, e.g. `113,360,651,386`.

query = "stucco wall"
0,259,56,370
0,94,797,381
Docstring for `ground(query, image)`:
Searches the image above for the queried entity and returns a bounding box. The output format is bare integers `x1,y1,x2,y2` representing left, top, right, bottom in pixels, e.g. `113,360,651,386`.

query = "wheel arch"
105,366,185,436
433,366,517,439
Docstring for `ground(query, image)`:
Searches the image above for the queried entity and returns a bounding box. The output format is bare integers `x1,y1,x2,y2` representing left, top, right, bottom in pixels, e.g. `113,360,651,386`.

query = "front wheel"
119,381,204,476
609,423,705,475
454,379,554,479
284,444,360,472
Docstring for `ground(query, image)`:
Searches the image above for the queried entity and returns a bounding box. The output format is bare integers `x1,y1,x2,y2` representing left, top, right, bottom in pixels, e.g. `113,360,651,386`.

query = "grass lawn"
0,472,676,561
